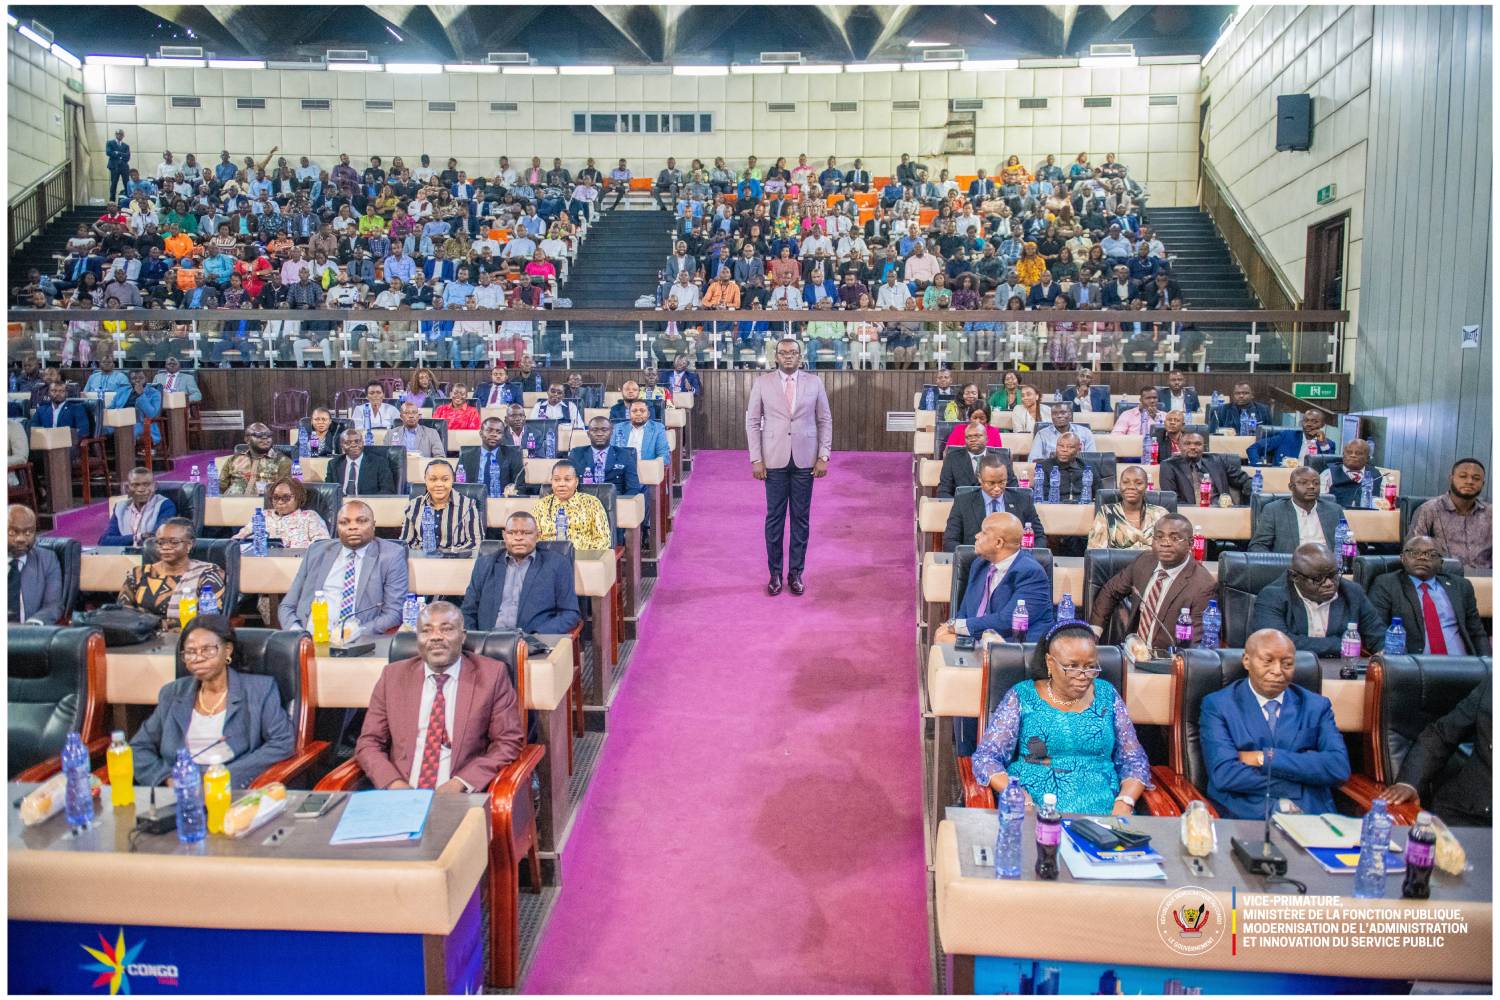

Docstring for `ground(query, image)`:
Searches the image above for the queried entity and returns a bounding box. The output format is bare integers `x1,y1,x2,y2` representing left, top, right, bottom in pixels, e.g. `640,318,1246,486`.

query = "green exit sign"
1293,382,1339,400
1316,183,1337,205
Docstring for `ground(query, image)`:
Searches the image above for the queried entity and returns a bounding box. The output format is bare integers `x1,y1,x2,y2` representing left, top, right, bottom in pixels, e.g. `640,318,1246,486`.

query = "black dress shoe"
767,577,783,596
788,573,805,596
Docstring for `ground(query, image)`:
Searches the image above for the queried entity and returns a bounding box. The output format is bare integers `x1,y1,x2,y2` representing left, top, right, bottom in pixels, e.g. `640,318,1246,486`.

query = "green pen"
1321,815,1345,837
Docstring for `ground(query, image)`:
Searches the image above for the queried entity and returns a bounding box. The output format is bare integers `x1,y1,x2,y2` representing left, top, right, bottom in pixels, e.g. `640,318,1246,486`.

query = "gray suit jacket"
745,369,833,469
151,370,202,403
383,423,445,459
14,546,64,624
277,537,409,635
1248,497,1341,554
129,670,294,788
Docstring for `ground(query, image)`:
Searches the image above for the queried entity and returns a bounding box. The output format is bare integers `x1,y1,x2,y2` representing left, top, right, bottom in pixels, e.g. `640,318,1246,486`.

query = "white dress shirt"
1293,502,1325,546
185,709,235,765
1299,593,1333,638
407,657,466,789
627,424,645,453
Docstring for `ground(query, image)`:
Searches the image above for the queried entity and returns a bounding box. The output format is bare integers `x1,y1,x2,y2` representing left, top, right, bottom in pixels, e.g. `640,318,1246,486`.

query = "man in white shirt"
531,383,586,429
666,271,701,309
471,271,506,310
876,270,912,309
799,231,834,259
538,234,569,261
502,234,536,260
766,276,805,310
903,244,942,285
156,151,178,180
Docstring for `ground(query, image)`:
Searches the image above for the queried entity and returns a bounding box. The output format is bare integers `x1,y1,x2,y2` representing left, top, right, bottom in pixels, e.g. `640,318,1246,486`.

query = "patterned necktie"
1420,582,1450,655
345,460,357,496
782,374,796,412
594,451,606,482
415,672,450,789
166,372,176,392
1263,699,1280,732
339,550,357,622
1139,568,1170,643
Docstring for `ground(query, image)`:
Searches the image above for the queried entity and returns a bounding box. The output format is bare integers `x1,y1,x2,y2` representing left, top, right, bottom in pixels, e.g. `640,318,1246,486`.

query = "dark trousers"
764,461,813,577
109,167,130,201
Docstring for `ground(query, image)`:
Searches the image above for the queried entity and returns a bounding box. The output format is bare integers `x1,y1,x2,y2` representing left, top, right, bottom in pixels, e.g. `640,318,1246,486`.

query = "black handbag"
74,606,163,646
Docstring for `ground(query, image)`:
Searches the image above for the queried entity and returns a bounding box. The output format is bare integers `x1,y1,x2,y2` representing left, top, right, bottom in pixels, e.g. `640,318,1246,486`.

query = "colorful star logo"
80,928,144,995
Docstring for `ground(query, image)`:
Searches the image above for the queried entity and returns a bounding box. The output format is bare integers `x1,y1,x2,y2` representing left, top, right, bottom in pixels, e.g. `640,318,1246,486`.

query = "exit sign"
1293,382,1339,400
1316,183,1337,205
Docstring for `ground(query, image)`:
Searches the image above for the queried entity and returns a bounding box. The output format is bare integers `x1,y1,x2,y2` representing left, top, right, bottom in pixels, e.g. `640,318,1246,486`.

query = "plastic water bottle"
8,371,15,392
555,509,569,542
297,425,310,458
995,782,1026,879
1251,470,1263,496
1057,593,1075,621
1021,522,1035,549
198,582,219,616
1047,467,1060,504
1210,389,1223,410
251,508,268,556
1402,811,1438,899
1011,599,1029,638
173,747,207,844
487,457,503,498
1032,474,1045,504
1336,517,1356,572
1080,466,1094,504
1191,526,1206,562
1383,617,1407,655
1359,475,1374,509
1034,793,1061,880
1238,411,1252,436
206,471,219,497
61,731,95,829
190,464,202,485
1146,432,1159,464
420,507,437,555
291,459,302,481
525,431,538,454
544,431,557,458
1201,599,1222,649
1340,624,1362,659
401,592,420,632
455,462,467,484
1174,607,1193,646
1353,798,1393,898
1198,474,1212,507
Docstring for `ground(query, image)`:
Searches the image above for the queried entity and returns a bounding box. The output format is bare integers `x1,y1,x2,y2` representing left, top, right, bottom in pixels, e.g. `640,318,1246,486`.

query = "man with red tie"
1368,535,1490,656
354,601,524,792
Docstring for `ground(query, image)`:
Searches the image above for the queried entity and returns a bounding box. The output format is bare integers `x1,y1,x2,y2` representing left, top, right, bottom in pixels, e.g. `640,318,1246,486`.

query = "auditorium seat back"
1216,552,1293,648
1367,654,1491,786
419,417,450,452
389,629,527,730
1080,452,1118,491
35,536,81,623
8,626,103,777
142,538,241,618
541,482,619,539
156,483,205,537
1083,548,1146,643
1352,554,1464,594
1249,490,1339,522
300,483,343,533
298,416,351,446
981,642,1125,736
1399,495,1435,537
1093,489,1180,513
936,421,962,457
364,444,407,492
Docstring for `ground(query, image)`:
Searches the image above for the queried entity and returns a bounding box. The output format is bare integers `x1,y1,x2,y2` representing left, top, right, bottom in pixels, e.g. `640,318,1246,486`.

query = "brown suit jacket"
355,651,524,790
1088,552,1219,648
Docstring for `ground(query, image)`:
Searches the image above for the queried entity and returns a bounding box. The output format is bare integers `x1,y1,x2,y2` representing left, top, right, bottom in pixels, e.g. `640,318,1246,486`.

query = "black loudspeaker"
1275,94,1313,151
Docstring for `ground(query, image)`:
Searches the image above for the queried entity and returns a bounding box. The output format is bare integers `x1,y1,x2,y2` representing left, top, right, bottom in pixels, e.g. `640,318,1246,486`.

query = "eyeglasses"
1293,570,1339,585
182,644,223,662
1052,661,1102,678
269,492,295,502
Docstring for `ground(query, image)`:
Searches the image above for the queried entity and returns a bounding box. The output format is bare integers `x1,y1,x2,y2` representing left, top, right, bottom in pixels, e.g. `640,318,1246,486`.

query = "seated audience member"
1008,384,1045,434
531,382,586,430
1250,542,1385,657
1380,675,1492,827
401,459,482,553
608,380,645,423
970,621,1150,815
1152,409,1191,460
32,381,91,440
939,382,983,423
1088,513,1217,646
327,428,396,496
151,355,202,402
279,500,407,636
350,381,401,433
303,408,341,456
1158,369,1199,413
944,406,1004,448
610,399,671,463
111,369,164,444
476,364,520,408
100,467,177,546
9,505,65,624
1086,466,1169,550
433,383,481,431
934,512,1054,643
1318,439,1387,508
118,517,226,627
1410,458,1492,571
1368,535,1490,656
1034,432,1094,503
1248,408,1338,466
498,404,532,451
403,367,445,408
1111,387,1165,437
385,401,445,458
1059,368,1111,413
943,455,1044,553
460,417,524,491
533,461,611,550
1247,467,1341,553
1160,431,1253,506
83,354,131,397
128,616,294,788
1028,402,1097,460
460,511,583,633
233,476,329,549
659,353,702,396
1206,381,1273,435
354,600,524,792
939,422,1008,498
1199,628,1351,819
220,423,291,496
571,417,642,496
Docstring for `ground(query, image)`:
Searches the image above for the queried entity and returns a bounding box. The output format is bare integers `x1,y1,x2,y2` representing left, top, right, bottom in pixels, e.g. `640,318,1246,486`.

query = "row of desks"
913,430,1260,462
916,457,1402,494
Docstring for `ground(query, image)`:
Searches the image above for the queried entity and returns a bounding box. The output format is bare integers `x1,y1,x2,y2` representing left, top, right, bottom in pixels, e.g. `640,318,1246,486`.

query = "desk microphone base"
135,807,178,836
1231,835,1287,876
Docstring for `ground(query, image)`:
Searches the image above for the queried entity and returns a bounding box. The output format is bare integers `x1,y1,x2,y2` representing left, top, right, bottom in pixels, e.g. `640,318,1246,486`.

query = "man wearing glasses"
1251,542,1385,658
745,338,833,596
1088,513,1218,648
220,423,291,496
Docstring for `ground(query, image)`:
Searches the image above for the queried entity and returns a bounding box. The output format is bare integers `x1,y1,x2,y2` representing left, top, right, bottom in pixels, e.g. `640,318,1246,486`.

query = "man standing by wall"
106,130,131,203
745,338,832,597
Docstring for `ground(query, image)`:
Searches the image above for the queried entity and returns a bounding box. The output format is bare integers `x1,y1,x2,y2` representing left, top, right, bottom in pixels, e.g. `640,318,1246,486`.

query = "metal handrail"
7,161,75,257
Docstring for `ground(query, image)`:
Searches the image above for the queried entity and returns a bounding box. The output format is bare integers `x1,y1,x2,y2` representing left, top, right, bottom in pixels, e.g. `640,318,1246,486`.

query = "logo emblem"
1156,886,1226,956
80,929,179,994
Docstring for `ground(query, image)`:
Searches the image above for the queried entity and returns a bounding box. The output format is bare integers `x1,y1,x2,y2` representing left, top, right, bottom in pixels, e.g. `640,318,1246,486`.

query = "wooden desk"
1209,433,1255,457
29,426,73,513
1034,503,1094,538
79,549,142,594
1344,507,1401,544
616,493,646,629
1473,575,1492,618
1092,433,1143,460
1182,504,1252,541
161,389,188,458
204,496,265,526
637,459,666,562
101,407,136,479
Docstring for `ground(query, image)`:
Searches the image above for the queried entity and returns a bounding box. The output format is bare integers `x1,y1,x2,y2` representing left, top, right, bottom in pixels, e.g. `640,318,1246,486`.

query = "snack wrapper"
20,773,103,826
1428,814,1468,875
221,782,288,838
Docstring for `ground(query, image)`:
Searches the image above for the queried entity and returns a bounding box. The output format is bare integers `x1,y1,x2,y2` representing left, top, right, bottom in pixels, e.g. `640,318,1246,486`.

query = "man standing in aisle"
746,338,832,597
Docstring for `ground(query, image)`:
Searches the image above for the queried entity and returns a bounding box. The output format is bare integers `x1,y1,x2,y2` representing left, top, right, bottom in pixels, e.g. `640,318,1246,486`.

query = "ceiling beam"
809,4,857,61
862,4,916,60
138,4,245,53
592,5,659,63
671,6,754,61
478,5,547,50
426,4,484,60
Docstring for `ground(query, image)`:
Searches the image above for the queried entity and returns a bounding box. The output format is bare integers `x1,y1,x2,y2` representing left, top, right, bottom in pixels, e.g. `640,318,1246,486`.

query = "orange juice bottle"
311,589,330,645
204,764,231,835
106,730,134,808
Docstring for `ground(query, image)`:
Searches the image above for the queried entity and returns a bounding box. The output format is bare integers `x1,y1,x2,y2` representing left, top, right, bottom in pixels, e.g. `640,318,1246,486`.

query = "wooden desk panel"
1209,434,1255,457
1344,508,1401,544
1183,505,1252,541
918,497,951,534
1473,576,1492,618
238,553,305,594
1035,503,1093,537
80,551,141,594
205,496,264,526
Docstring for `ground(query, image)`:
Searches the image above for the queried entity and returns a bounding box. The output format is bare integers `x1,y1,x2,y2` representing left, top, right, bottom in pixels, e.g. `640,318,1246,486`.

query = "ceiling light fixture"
17,23,49,48
787,64,840,75
983,13,998,25
672,65,729,76
86,54,146,67
907,39,951,47
385,62,442,74
328,61,381,72
147,56,206,68
960,59,1018,72
731,64,785,75
844,62,900,73
50,42,80,68
501,65,556,75
558,65,612,75
385,25,402,42
443,63,499,73
207,58,266,70
903,61,958,71
1079,55,1138,67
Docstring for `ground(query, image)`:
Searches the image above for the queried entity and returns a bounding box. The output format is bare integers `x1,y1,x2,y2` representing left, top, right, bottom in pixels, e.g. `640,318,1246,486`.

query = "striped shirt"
400,492,482,554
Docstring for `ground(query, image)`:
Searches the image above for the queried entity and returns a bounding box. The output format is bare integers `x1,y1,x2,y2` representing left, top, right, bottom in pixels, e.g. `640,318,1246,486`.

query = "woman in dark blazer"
130,616,294,788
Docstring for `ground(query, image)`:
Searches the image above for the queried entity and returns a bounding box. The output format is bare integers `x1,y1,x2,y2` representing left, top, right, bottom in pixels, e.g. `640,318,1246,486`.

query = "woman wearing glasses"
970,621,1150,816
117,518,226,628
128,614,294,788
233,477,329,550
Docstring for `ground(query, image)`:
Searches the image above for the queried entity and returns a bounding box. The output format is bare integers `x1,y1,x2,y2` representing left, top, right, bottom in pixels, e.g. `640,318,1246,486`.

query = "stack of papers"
329,789,434,845
1273,813,1407,875
1058,823,1166,880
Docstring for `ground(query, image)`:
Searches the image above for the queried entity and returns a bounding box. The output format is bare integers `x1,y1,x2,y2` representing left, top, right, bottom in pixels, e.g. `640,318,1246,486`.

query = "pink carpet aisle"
49,449,224,544
525,450,930,994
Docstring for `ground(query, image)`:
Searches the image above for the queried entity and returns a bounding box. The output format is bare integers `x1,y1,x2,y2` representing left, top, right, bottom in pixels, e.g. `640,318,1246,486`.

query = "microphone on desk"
136,738,230,836
1231,739,1288,876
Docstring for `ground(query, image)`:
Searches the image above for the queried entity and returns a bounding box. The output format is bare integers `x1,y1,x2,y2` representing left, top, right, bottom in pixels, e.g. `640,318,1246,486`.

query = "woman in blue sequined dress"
971,621,1150,815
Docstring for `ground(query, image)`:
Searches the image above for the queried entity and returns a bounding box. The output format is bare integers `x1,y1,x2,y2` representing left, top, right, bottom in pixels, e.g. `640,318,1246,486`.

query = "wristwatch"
1115,793,1136,808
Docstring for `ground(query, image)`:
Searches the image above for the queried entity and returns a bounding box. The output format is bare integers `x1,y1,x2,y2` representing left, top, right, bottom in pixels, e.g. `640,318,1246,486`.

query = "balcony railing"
7,162,75,257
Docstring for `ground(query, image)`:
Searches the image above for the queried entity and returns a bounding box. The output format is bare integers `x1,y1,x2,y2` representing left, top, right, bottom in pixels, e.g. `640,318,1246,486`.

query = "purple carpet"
524,450,929,994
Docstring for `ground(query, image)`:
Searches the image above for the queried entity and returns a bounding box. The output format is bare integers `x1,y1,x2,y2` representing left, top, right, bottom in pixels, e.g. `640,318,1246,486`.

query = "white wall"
8,28,83,198
1201,4,1373,322
79,60,1202,205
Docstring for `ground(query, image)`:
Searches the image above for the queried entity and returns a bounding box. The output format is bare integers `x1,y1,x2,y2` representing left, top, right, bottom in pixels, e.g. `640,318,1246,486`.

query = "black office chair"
1249,490,1337,520
8,625,104,779
1079,451,1118,492
521,419,565,458
935,420,962,458
1306,454,1342,475
364,444,408,492
1216,552,1294,648
418,417,450,453
152,482,205,537
1352,554,1464,595
1082,547,1148,645
1399,495,1435,538
300,482,343,534
298,416,352,452
407,482,490,531
541,482,620,541
35,536,81,623
1093,488,1180,513
568,383,605,410
141,537,242,619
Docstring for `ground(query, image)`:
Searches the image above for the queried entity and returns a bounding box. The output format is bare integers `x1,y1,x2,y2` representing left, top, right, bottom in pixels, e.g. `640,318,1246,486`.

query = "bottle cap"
1043,793,1057,806
111,729,126,741
1415,811,1433,825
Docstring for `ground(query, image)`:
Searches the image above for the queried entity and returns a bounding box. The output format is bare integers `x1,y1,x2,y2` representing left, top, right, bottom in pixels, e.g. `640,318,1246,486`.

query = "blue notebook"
1305,846,1407,875
329,789,434,845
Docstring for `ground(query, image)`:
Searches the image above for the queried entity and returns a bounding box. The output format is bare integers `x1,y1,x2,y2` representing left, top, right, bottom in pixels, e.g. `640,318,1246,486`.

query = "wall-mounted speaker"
1275,94,1313,151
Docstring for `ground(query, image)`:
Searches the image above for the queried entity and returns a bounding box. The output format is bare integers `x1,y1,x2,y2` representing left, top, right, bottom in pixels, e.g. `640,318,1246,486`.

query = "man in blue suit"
1206,382,1273,435
1199,628,1350,818
610,399,670,463
32,381,92,442
657,354,702,397
1157,369,1200,414
1248,408,1338,466
935,512,1054,644
570,417,642,497
460,511,581,634
1058,368,1111,414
